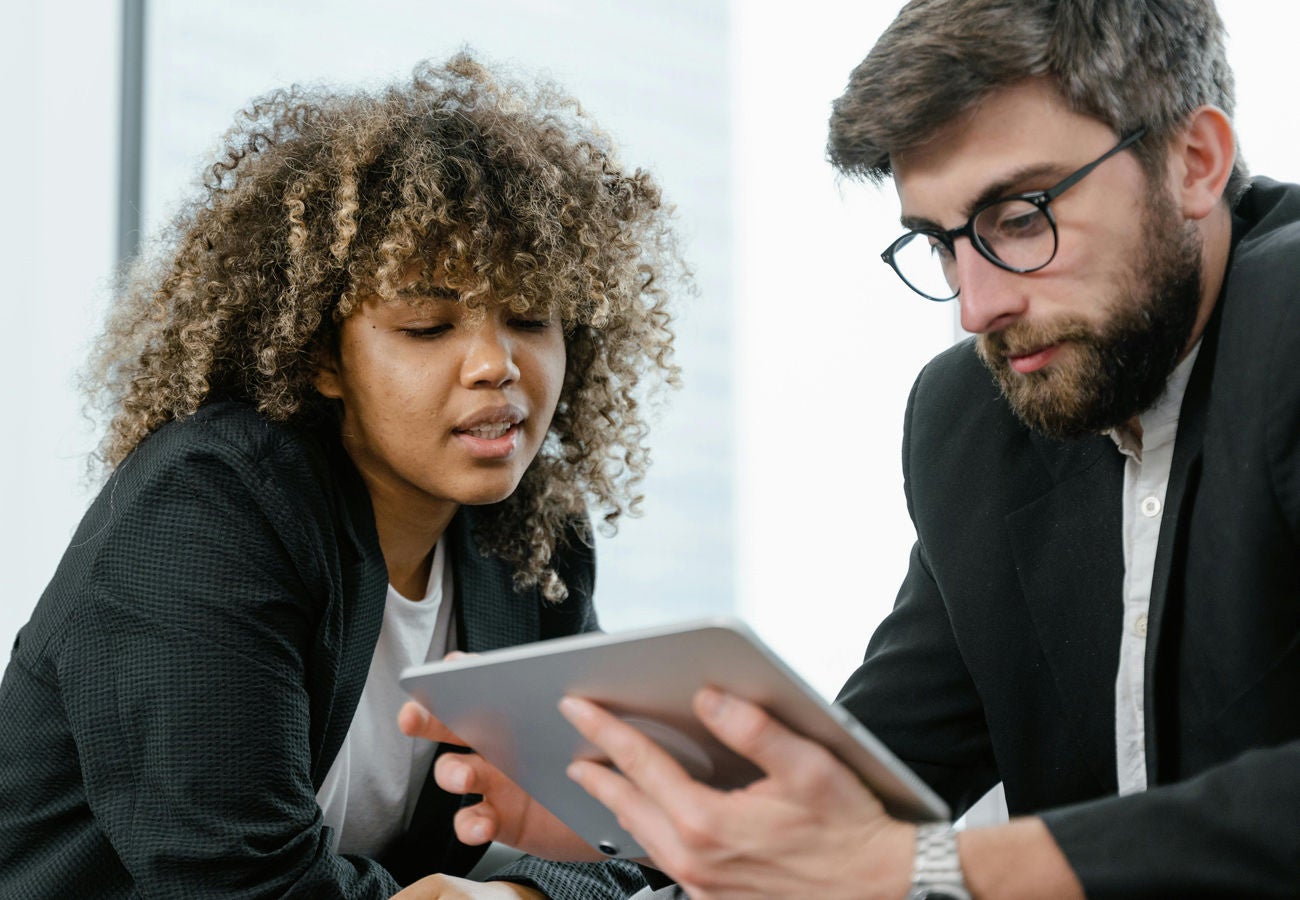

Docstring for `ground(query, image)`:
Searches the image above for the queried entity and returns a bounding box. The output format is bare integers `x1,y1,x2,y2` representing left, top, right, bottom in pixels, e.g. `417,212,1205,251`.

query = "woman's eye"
509,318,551,331
400,324,451,338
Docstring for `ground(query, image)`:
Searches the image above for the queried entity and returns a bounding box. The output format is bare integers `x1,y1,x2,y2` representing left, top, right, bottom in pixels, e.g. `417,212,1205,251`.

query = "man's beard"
975,192,1203,441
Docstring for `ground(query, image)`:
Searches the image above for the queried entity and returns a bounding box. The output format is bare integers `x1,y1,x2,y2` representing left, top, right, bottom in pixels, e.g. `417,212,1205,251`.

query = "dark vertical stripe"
116,0,146,268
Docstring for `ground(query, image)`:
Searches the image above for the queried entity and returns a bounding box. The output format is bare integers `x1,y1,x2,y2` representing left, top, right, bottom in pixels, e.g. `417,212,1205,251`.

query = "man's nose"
955,241,1029,334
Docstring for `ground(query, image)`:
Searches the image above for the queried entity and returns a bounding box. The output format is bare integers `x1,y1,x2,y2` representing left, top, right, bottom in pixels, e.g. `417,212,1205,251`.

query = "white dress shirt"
1107,343,1200,795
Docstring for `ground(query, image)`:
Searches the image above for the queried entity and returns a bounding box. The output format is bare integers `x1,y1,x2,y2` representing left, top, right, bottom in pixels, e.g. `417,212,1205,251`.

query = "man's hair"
92,53,684,601
827,0,1247,201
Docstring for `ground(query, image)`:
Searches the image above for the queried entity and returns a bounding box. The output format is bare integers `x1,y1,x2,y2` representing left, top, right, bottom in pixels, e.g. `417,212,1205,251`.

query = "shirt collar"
1107,339,1202,459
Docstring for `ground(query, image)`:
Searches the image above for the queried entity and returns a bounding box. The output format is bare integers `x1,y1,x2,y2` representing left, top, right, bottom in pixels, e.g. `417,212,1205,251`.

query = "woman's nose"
460,320,520,388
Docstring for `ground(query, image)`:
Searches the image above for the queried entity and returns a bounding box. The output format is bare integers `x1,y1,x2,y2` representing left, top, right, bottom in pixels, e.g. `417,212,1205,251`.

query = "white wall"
0,0,119,667
1224,9,1300,183
730,2,956,698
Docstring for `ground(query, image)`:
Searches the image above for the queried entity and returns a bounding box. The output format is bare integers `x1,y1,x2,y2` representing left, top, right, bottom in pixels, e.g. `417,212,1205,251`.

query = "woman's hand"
393,873,544,899
398,701,604,862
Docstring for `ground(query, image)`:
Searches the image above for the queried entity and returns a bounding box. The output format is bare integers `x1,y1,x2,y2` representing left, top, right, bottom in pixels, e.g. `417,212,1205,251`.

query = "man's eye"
989,206,1048,239
1002,212,1041,233
926,236,955,262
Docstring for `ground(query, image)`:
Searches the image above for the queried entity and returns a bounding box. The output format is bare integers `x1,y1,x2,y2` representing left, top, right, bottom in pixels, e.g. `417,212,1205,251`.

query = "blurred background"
3,1,1296,703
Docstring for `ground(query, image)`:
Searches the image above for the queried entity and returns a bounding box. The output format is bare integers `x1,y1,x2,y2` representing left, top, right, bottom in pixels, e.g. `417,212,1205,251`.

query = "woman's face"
315,283,567,534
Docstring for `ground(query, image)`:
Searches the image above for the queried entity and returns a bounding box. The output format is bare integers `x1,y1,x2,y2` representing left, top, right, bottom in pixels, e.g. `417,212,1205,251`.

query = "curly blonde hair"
92,53,684,601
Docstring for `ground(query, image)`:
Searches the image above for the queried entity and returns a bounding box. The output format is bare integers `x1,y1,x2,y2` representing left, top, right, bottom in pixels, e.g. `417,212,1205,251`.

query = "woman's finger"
398,700,468,747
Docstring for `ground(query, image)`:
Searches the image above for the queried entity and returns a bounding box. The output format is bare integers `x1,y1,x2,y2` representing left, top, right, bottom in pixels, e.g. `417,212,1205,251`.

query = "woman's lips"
458,420,514,440
1008,343,1061,374
453,422,521,459
452,403,525,459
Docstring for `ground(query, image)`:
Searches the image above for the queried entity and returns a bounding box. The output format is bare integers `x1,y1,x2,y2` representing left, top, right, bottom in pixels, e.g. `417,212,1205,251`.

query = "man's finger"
559,696,724,859
692,688,870,803
559,697,710,800
691,687,812,774
398,700,468,747
565,756,687,867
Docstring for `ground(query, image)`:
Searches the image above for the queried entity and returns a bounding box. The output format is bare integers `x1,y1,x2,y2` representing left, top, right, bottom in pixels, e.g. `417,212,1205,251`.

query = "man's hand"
392,873,544,899
397,701,604,862
559,687,915,900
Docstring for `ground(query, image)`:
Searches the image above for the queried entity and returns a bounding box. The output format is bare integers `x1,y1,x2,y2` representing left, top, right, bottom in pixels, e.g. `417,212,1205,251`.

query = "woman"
0,54,681,899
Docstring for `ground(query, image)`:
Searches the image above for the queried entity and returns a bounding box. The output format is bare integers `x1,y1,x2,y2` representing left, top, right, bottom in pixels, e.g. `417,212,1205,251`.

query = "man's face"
892,79,1204,439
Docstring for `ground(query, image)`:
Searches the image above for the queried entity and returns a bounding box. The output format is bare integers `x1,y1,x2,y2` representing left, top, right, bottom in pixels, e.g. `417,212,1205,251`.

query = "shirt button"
1140,496,1162,517
1135,613,1148,638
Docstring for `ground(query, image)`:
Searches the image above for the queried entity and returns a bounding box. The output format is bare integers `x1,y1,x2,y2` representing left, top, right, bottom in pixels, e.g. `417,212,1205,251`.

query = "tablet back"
400,617,947,859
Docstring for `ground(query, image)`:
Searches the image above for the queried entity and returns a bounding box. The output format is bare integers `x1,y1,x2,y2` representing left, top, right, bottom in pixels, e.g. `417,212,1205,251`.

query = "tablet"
399,617,948,859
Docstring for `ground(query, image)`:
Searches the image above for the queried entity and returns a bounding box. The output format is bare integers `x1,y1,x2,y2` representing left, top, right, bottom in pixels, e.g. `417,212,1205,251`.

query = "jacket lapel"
313,430,389,787
396,509,542,876
1143,301,1220,780
445,509,540,653
1006,434,1126,792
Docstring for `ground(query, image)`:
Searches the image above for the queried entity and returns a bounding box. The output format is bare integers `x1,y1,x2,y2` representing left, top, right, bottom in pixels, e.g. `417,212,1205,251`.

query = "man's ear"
1173,105,1236,220
313,345,344,401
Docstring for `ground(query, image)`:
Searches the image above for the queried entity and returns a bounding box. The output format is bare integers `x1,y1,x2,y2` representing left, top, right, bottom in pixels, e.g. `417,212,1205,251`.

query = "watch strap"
906,822,971,900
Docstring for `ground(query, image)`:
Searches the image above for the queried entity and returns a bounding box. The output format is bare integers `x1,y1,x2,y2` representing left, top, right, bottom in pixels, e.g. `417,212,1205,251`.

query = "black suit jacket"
837,178,1300,897
0,401,643,899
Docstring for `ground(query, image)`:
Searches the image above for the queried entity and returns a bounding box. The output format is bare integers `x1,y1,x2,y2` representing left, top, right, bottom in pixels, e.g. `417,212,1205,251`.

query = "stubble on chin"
976,326,1109,440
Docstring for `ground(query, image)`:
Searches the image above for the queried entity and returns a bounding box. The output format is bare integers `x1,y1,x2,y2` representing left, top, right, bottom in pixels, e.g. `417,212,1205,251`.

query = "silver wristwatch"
905,822,971,900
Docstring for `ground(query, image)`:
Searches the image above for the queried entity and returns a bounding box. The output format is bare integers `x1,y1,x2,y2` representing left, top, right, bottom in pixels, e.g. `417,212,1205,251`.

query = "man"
405,1,1300,895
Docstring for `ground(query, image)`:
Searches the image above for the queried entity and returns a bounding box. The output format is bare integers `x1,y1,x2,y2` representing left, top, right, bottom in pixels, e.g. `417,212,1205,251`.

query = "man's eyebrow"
899,162,1067,232
964,162,1064,216
900,212,944,232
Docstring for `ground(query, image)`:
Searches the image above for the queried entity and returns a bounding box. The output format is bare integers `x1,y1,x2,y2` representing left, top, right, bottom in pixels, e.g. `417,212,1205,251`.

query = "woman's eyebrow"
396,285,461,301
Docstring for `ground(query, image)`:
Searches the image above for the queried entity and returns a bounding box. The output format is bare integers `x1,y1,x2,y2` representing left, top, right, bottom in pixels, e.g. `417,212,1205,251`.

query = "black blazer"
838,178,1300,897
0,401,643,899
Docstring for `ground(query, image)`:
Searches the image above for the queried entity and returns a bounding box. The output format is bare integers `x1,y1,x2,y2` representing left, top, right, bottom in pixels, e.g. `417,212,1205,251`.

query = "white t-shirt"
316,540,456,856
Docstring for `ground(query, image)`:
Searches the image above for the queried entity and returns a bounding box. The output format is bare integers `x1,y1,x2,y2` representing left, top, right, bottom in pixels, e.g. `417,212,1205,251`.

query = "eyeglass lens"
891,198,1056,301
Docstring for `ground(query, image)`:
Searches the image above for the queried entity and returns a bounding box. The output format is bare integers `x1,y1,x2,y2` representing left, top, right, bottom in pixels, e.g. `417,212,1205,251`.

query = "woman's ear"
1173,105,1236,220
312,346,344,400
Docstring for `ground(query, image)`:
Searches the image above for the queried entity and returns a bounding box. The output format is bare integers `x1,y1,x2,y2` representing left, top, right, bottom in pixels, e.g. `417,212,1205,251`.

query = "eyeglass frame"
880,127,1149,302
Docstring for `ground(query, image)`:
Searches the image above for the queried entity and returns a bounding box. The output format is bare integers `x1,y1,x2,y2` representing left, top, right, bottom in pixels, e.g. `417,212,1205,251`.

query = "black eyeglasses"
881,128,1148,302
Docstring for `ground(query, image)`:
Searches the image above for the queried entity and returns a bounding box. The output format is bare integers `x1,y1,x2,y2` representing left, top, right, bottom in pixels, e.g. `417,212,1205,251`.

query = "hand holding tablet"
400,617,946,859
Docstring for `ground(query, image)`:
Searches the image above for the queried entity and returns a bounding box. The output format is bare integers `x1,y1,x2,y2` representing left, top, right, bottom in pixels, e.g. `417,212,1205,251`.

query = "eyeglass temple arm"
1042,127,1148,202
